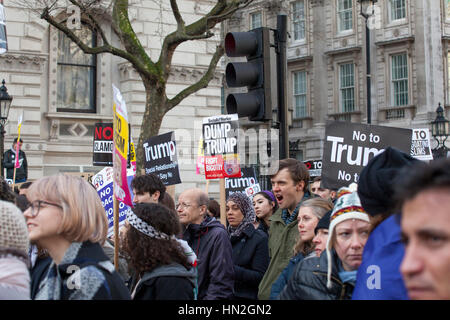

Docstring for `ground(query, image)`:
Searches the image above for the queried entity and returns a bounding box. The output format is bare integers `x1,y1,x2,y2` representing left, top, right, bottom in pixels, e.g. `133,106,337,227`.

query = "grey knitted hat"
0,200,29,262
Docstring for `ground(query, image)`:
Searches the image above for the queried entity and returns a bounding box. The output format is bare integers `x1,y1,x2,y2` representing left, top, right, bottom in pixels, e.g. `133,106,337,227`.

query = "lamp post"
357,0,377,124
0,79,12,177
431,103,450,159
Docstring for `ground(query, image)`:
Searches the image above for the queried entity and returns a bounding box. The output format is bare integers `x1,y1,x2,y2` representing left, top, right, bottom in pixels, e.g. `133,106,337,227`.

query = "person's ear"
296,180,305,192
152,190,160,202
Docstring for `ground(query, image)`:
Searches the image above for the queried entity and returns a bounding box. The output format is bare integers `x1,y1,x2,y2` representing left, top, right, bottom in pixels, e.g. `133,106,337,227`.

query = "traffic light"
224,28,272,121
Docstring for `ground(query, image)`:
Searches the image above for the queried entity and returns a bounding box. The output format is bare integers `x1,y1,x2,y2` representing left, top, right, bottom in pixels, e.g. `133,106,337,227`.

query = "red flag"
14,144,19,168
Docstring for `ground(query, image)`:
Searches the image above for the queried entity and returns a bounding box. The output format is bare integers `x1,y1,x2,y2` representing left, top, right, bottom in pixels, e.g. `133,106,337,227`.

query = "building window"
337,0,353,32
446,0,450,21
292,1,306,41
57,26,96,112
389,0,406,22
339,63,355,112
250,11,262,29
448,52,450,103
293,71,307,118
391,53,408,106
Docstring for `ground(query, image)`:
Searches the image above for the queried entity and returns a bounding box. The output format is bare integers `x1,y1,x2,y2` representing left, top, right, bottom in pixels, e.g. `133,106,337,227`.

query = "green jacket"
258,205,302,300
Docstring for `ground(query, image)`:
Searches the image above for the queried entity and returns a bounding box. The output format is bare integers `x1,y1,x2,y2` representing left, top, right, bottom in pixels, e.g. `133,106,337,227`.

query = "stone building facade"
223,0,450,162
1,0,223,195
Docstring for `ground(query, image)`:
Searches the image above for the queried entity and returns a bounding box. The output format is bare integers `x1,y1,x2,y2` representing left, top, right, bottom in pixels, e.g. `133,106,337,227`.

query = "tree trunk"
135,78,167,172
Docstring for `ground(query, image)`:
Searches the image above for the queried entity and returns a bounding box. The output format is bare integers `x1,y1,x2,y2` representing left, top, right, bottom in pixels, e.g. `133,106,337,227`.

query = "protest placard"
112,84,133,207
202,114,241,179
92,167,134,237
410,128,433,161
93,122,113,166
225,167,259,199
143,131,181,186
322,121,412,190
303,159,322,178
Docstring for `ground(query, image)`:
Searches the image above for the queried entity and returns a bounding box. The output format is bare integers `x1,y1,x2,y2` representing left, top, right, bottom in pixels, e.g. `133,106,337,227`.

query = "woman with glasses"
23,174,131,300
270,197,333,299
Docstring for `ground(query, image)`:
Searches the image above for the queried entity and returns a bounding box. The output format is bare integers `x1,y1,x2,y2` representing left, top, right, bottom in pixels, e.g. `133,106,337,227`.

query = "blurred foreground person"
24,175,131,300
353,147,418,300
0,200,30,299
396,158,450,300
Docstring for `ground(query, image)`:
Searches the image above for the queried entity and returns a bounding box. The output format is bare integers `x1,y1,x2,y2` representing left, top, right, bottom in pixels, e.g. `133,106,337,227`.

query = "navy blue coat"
230,224,269,300
352,215,408,300
183,216,234,300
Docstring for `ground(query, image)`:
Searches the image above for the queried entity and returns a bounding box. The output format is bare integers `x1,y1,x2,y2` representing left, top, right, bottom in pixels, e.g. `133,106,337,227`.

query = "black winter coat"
3,148,27,181
131,263,197,300
183,216,234,300
278,250,355,300
230,224,269,300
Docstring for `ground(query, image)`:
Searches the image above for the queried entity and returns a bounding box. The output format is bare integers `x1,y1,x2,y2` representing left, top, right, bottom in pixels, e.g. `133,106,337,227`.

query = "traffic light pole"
276,15,289,160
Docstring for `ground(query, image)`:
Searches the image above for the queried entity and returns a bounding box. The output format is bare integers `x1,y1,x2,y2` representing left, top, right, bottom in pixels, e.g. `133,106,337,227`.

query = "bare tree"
13,0,253,170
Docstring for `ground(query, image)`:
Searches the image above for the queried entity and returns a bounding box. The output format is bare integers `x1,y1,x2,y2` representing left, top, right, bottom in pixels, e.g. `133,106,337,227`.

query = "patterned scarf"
227,192,256,238
281,192,310,225
35,242,115,300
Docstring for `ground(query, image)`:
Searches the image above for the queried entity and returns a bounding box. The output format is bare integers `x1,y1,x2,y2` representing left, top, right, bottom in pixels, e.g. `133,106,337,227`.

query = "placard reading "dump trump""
202,114,241,179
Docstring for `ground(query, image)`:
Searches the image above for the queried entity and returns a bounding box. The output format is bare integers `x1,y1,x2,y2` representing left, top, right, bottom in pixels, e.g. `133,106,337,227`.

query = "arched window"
56,25,96,112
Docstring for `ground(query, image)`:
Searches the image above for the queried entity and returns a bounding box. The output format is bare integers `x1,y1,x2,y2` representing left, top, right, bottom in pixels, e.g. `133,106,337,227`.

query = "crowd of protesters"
0,149,449,300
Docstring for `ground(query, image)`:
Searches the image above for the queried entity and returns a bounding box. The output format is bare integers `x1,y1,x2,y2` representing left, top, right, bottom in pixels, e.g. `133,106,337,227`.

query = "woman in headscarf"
226,192,269,300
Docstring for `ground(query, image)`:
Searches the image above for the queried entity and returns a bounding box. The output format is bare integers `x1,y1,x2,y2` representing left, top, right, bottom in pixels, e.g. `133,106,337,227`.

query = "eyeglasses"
176,203,194,210
28,200,63,217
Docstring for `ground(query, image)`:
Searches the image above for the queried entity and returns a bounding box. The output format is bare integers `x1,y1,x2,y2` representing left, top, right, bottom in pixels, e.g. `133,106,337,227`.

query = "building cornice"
375,36,415,47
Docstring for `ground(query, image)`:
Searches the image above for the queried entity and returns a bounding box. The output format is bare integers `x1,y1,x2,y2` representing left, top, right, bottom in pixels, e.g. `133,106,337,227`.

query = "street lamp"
0,79,12,177
357,0,377,124
431,103,449,159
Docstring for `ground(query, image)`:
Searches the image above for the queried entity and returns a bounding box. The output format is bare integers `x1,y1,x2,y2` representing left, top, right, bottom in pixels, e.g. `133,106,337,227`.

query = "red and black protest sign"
93,122,114,166
321,121,412,190
202,114,241,179
303,159,322,178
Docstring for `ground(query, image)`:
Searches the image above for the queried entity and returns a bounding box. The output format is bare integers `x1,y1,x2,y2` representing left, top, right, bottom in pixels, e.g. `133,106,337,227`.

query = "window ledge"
44,112,113,121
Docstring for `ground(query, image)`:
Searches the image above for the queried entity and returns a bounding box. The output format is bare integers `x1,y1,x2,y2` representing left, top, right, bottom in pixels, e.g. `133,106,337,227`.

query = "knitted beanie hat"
0,200,29,263
357,147,419,216
314,210,332,234
226,192,256,237
325,183,369,288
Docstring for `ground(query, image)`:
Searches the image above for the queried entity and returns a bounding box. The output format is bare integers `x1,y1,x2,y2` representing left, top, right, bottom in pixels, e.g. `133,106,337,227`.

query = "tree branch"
67,0,110,46
40,5,154,79
158,0,253,81
170,0,185,31
112,0,161,80
167,44,224,111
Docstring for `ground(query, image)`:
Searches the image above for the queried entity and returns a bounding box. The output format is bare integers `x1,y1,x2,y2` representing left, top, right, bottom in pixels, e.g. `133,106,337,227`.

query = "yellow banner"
113,103,129,159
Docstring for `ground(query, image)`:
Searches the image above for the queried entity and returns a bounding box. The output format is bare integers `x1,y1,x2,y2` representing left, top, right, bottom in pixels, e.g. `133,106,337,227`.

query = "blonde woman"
270,197,333,299
24,174,131,300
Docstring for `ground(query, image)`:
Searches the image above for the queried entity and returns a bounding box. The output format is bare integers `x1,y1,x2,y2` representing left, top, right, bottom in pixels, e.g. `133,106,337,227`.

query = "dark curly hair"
130,173,166,202
122,203,190,276
0,179,16,203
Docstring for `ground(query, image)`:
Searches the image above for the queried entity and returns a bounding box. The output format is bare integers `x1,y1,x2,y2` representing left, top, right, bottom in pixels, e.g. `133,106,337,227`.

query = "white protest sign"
411,128,433,161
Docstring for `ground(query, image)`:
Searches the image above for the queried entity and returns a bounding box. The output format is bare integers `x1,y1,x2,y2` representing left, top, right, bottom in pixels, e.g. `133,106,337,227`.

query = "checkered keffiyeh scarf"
226,192,256,238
